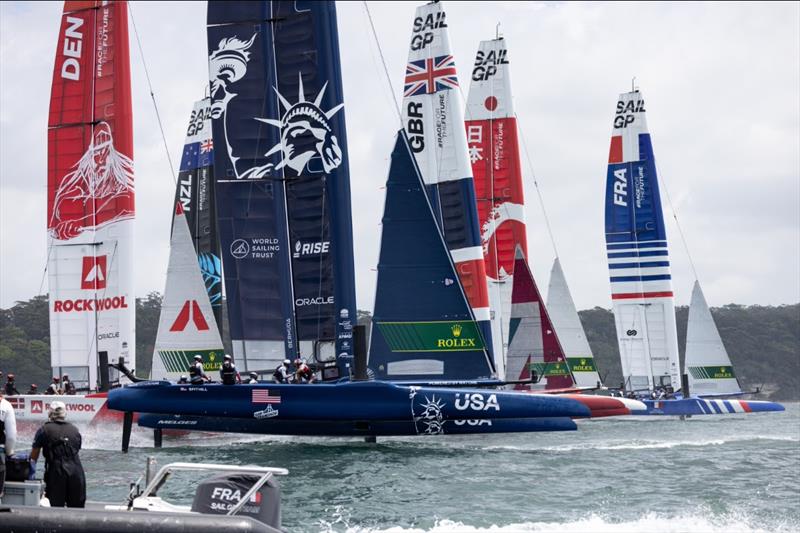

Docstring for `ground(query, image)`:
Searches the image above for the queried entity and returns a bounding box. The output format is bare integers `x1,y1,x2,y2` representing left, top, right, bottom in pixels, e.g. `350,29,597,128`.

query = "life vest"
220,362,237,385
188,362,204,379
41,421,81,463
273,364,288,383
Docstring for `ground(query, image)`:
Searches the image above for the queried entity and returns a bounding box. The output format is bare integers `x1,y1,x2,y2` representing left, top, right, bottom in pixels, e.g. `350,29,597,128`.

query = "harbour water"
18,402,800,532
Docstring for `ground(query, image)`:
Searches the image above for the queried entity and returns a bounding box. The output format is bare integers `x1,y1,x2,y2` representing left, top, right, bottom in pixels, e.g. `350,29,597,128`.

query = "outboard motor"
191,473,281,529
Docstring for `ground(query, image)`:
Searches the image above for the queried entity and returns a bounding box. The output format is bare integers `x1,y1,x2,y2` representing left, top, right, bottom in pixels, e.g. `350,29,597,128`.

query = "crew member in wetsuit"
46,377,61,395
219,354,240,385
273,359,291,384
188,355,210,385
26,384,38,395
30,401,86,508
247,371,259,384
62,375,76,395
294,358,315,384
4,374,19,396
0,389,18,498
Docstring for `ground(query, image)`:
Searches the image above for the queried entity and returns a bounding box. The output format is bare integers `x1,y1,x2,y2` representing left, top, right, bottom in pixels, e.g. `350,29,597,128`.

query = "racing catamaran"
604,88,782,415
11,1,136,430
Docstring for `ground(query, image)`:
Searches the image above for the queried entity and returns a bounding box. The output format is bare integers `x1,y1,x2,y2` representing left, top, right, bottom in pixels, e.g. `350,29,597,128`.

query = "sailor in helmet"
46,377,61,395
272,359,291,384
295,358,315,384
247,371,259,385
4,374,19,396
188,354,210,385
219,354,241,385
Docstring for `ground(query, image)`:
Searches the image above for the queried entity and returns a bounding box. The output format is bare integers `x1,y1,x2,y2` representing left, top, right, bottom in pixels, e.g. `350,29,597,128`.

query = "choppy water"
15,403,800,532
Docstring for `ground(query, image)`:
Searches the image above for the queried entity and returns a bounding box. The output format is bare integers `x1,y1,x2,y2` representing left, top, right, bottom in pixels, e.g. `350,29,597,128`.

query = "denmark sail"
174,97,222,333
47,0,135,389
685,281,741,396
150,203,225,381
368,132,495,381
207,1,356,373
604,90,680,392
507,248,575,390
465,36,527,379
401,1,495,374
546,258,602,388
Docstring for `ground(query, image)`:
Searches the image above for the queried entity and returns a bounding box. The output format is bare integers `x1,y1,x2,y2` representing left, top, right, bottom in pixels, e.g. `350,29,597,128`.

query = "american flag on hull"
404,55,458,97
252,389,281,404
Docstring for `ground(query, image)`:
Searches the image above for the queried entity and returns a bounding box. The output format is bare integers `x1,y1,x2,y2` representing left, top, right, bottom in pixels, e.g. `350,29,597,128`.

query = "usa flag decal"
252,389,281,404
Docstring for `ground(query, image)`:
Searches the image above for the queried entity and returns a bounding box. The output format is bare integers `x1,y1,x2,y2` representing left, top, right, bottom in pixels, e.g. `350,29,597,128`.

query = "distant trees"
1,295,797,399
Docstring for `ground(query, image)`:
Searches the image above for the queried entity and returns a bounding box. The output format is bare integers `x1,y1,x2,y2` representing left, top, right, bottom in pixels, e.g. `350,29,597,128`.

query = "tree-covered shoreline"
1,294,797,400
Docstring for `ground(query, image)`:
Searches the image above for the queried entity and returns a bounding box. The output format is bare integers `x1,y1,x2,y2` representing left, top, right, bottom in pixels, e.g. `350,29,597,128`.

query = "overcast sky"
1,1,798,311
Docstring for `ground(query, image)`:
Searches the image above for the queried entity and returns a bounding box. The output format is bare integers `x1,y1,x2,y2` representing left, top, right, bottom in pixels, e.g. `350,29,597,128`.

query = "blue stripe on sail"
607,250,669,259
606,241,667,250
610,274,672,283
608,261,670,269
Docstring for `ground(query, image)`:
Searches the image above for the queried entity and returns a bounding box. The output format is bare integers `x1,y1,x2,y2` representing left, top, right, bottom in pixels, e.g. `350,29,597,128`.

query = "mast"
604,89,680,393
465,36,527,380
401,1,495,374
47,1,135,389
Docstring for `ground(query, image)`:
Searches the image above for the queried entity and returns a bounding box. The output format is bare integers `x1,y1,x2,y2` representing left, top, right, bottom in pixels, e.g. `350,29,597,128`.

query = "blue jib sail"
368,132,495,381
207,1,356,374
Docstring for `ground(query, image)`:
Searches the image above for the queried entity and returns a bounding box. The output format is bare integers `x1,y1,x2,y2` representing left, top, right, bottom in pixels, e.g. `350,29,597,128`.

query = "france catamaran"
604,88,782,415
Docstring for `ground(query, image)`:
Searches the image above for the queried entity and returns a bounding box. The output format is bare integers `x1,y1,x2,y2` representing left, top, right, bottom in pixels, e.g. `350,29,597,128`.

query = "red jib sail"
47,1,135,390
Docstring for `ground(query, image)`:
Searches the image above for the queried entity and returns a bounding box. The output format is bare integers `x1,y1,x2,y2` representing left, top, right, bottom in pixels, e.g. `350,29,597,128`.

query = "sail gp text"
454,393,500,411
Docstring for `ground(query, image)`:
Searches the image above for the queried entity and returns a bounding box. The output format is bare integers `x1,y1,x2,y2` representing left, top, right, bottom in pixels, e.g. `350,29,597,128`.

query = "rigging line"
362,1,402,127
654,155,700,282
516,118,559,259
129,3,177,186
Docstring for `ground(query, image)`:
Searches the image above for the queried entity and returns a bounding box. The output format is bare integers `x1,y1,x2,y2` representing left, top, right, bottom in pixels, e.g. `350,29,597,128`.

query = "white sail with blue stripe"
604,89,681,393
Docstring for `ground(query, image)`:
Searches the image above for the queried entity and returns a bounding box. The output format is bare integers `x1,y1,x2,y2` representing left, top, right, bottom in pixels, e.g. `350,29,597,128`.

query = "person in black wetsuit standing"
29,401,86,508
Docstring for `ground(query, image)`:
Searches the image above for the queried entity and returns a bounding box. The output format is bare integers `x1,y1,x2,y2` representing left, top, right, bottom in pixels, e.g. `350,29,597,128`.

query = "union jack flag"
200,139,213,153
404,55,458,97
252,389,281,404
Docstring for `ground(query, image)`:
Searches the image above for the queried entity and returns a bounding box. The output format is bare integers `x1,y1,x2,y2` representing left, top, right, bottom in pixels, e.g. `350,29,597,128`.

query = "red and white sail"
465,37,527,378
507,248,575,390
150,203,225,381
47,1,135,389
